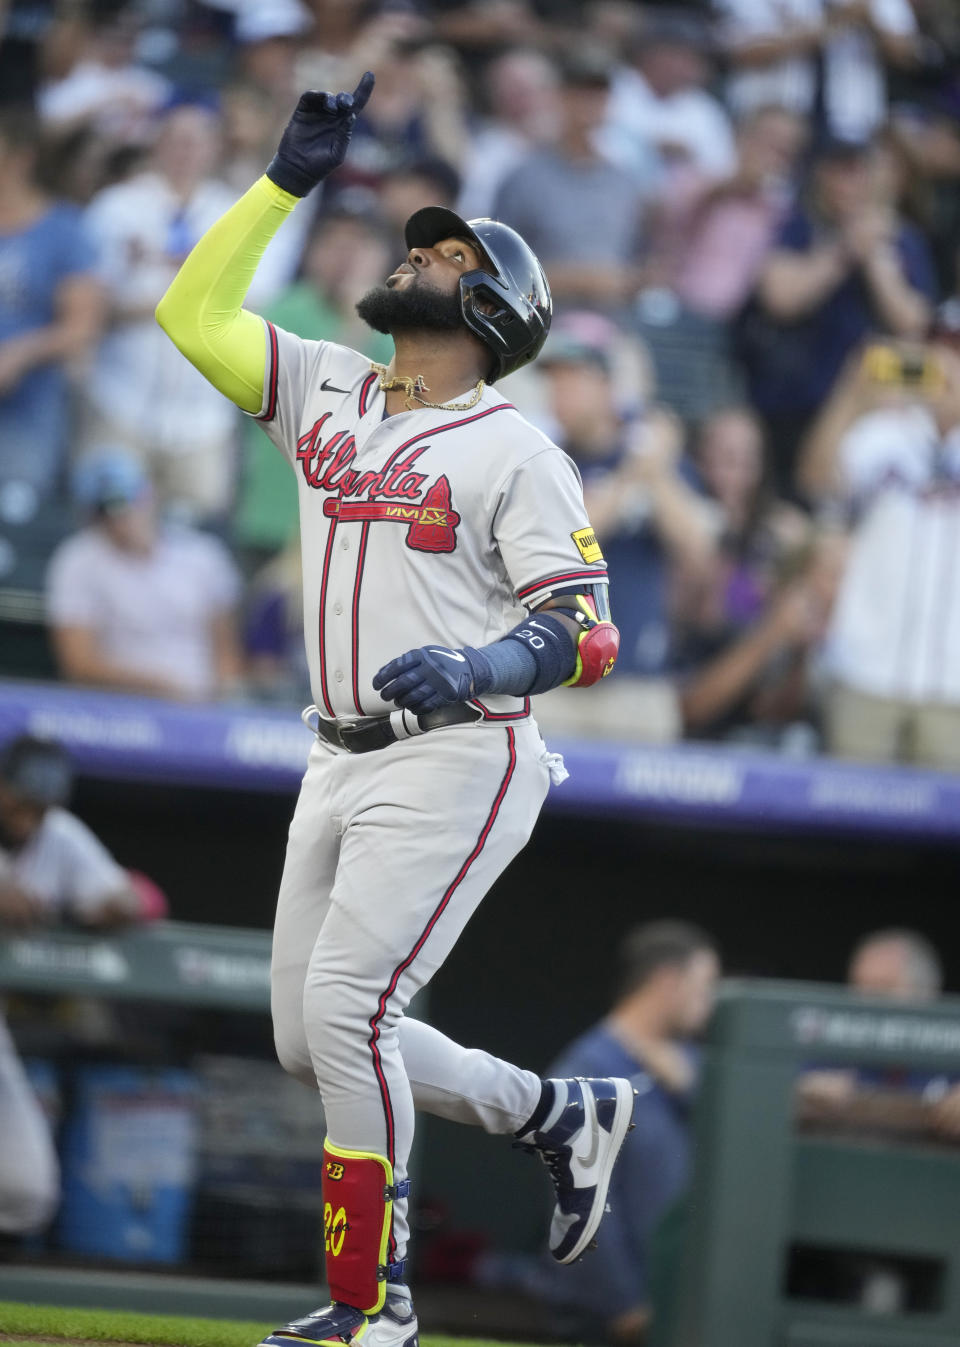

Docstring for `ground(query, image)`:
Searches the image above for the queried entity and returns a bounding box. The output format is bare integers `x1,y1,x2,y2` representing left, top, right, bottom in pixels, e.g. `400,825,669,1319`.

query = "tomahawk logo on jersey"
254,323,608,722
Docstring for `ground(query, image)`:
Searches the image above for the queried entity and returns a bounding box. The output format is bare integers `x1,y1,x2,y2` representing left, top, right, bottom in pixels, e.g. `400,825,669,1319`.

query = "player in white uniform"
157,73,635,1347
0,735,143,1237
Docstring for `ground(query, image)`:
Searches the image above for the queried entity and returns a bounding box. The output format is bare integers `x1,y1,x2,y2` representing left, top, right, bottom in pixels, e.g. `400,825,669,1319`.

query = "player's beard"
356,278,464,335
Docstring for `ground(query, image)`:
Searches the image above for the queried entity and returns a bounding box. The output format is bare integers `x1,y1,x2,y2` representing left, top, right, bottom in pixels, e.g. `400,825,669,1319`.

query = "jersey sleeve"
46,811,129,918
253,320,326,463
46,540,99,628
493,448,608,610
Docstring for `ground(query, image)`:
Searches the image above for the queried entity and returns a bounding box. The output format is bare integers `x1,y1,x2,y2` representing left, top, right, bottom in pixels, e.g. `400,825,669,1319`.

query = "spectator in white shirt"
716,0,918,145
799,339,960,768
602,10,736,179
0,734,140,928
37,4,171,147
46,453,243,703
81,103,294,520
0,733,143,1238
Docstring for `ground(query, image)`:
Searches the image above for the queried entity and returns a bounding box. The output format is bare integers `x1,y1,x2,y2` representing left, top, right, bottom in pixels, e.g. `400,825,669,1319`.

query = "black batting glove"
373,645,493,715
266,71,375,198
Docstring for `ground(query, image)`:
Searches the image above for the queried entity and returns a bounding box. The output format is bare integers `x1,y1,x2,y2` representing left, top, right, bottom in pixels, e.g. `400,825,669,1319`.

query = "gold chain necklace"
372,364,485,412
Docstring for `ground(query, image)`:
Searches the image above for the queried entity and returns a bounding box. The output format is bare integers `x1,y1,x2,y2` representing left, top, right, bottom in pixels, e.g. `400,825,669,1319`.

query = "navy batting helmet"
404,206,552,383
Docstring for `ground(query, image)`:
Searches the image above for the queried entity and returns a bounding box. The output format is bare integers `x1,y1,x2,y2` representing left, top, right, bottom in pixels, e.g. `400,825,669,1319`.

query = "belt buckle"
337,722,363,752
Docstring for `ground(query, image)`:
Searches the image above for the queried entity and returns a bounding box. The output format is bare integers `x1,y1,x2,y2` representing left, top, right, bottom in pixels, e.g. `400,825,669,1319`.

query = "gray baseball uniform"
259,323,608,1267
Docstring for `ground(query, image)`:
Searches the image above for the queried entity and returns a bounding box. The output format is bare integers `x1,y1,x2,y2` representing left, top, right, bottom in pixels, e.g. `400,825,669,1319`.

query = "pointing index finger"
351,71,375,112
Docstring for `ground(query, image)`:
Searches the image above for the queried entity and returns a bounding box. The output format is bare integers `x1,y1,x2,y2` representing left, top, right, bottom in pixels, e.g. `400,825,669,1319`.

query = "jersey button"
341,538,350,551
334,602,343,615
335,670,344,683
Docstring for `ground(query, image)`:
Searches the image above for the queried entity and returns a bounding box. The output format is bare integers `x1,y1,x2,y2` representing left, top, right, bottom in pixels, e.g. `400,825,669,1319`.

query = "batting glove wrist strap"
322,1141,395,1315
266,73,374,197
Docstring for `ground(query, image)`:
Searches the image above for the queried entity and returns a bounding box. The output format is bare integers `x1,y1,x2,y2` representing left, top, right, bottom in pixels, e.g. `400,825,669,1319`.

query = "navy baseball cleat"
515,1076,636,1264
258,1286,419,1347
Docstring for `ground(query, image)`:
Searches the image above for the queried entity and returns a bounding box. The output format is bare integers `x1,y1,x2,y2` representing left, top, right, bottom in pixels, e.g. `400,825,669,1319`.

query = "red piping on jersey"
367,727,518,1183
358,370,378,418
517,568,608,603
316,516,338,717
350,523,370,715
470,697,531,721
257,321,280,422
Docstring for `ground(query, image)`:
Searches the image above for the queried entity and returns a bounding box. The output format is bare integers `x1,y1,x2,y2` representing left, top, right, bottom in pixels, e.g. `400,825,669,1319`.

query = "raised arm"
155,177,295,412
155,73,375,412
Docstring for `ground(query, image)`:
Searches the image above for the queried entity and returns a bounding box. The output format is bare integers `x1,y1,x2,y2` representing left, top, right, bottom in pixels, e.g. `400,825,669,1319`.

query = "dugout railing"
0,920,326,1323
657,980,960,1347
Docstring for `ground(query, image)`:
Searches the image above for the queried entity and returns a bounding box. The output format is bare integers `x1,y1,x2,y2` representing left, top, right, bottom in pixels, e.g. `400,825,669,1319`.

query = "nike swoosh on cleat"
572,1091,600,1168
429,649,466,662
321,378,351,394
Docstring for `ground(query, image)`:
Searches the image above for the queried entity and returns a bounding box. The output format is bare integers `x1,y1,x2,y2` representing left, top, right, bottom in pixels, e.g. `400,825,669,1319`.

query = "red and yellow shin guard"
322,1142,396,1315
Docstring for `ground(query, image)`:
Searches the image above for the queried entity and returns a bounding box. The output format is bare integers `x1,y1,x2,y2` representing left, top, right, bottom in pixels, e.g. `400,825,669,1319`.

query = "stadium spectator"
716,0,917,144
0,732,154,1239
0,106,103,514
674,408,836,743
539,921,721,1346
678,531,842,746
37,3,170,148
602,9,736,179
636,104,805,419
235,210,394,555
243,539,311,704
531,315,716,742
80,102,295,520
234,0,311,109
800,929,960,1141
694,407,811,584
0,0,59,108
221,81,293,197
848,927,943,1000
377,156,462,253
647,106,805,323
798,339,960,769
456,47,561,221
742,134,937,491
494,51,651,316
0,734,143,929
46,452,243,702
315,21,469,202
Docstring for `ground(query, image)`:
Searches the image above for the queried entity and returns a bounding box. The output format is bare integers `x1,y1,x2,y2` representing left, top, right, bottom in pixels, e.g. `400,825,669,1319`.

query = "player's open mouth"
386,265,417,289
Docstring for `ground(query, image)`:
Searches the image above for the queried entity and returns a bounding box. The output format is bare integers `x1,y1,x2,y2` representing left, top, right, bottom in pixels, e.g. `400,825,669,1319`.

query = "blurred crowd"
3,0,960,766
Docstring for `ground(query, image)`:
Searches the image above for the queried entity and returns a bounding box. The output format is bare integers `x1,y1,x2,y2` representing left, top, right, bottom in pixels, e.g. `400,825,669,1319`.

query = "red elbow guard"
562,620,620,687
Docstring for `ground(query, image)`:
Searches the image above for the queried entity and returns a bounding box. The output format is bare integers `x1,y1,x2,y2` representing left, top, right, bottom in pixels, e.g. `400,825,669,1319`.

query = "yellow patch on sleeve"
571,527,604,564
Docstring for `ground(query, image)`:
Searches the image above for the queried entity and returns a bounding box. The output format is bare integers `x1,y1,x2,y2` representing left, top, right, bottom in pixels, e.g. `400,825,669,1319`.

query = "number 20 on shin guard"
323,1141,395,1314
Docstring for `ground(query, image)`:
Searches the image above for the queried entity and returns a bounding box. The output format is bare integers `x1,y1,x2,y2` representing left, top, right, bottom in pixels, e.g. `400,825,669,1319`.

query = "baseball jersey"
823,405,960,704
255,323,608,722
0,807,128,919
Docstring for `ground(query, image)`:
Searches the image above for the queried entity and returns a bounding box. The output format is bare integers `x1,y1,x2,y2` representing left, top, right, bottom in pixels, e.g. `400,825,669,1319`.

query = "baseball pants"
0,1016,59,1234
271,720,553,1260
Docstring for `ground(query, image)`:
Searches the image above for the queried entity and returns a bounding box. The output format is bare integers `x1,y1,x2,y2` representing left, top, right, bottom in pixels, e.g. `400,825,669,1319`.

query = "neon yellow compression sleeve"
155,175,299,414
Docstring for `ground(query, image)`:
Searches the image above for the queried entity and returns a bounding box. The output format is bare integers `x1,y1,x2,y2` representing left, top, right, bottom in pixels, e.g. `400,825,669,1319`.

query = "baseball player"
157,73,633,1347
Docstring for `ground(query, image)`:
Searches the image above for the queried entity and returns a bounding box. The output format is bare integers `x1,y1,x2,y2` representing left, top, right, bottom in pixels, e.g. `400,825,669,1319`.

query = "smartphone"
861,344,944,392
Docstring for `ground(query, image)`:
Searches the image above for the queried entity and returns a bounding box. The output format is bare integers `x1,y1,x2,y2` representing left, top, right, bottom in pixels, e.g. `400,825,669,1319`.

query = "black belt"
313,703,482,754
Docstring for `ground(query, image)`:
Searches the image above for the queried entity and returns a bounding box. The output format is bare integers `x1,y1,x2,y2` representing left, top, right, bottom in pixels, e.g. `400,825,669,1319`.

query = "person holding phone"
798,336,960,767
